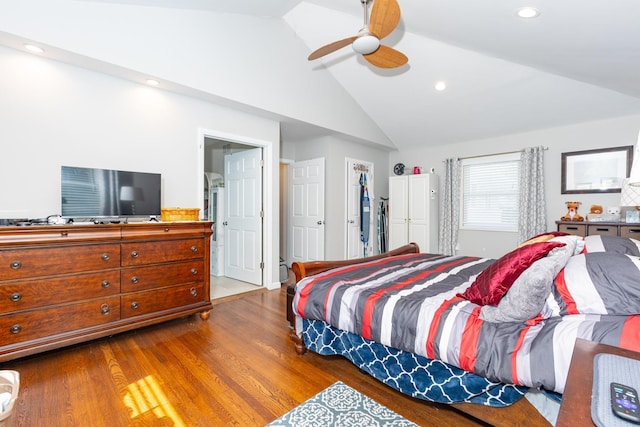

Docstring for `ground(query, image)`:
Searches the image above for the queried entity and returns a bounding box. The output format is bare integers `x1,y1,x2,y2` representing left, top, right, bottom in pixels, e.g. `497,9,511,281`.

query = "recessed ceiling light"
24,44,44,54
517,7,540,19
434,81,447,91
145,79,160,87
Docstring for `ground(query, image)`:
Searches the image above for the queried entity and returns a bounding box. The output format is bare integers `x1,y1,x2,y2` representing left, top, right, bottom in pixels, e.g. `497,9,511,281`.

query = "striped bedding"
292,250,640,395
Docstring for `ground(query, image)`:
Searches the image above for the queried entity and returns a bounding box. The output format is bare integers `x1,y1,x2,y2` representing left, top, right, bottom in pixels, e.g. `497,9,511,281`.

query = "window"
461,153,520,231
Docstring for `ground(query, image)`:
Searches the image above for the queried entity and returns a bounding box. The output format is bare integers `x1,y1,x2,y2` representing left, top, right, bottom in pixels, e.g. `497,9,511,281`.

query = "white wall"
0,44,279,218
389,114,640,258
284,136,390,260
0,44,284,288
0,0,393,149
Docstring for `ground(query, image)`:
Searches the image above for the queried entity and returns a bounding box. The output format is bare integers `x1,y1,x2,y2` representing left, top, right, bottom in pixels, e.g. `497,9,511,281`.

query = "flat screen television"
61,166,161,218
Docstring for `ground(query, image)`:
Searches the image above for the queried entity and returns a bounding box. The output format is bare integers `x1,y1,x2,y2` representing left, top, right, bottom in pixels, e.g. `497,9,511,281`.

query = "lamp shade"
628,129,640,186
620,128,640,206
621,178,640,206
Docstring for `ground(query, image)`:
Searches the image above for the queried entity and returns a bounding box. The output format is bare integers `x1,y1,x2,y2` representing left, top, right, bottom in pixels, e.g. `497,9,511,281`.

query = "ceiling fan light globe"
352,35,380,54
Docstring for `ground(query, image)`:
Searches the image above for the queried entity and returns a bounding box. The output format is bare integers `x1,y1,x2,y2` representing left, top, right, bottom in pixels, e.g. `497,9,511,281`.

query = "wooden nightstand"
556,339,640,427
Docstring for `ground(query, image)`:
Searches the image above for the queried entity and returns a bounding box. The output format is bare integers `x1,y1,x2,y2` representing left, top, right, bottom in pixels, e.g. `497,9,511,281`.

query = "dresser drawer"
121,238,204,266
0,296,121,345
0,243,121,280
586,224,619,237
121,283,205,318
121,223,210,240
0,271,121,313
0,225,121,246
558,223,586,237
620,225,640,239
121,261,204,292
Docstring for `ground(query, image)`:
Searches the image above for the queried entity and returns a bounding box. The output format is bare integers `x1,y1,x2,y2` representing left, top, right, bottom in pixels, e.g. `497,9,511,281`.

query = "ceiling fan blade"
369,0,401,39
308,36,358,60
363,45,408,68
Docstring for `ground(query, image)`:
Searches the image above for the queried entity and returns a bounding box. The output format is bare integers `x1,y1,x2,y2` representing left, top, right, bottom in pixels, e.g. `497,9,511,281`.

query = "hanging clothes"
360,173,371,257
378,197,389,253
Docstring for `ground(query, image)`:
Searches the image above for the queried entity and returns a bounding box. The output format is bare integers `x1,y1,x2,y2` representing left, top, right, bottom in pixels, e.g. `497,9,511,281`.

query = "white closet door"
388,176,409,251
408,175,429,251
288,158,325,264
388,174,439,253
345,159,374,259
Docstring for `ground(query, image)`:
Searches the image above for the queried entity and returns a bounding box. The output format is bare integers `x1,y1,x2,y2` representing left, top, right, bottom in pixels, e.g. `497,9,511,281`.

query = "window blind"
461,153,520,231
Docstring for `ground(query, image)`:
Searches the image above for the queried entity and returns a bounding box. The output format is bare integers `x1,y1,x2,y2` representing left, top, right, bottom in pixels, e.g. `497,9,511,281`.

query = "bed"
286,233,640,426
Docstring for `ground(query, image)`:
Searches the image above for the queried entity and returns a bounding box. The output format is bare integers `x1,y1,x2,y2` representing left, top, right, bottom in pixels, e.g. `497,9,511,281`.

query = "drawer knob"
131,302,139,310
9,324,22,334
190,268,198,275
131,251,139,258
100,304,110,315
190,245,198,253
131,276,139,284
10,261,21,270
9,292,22,302
190,287,198,297
101,280,110,288
164,228,170,232
101,253,110,261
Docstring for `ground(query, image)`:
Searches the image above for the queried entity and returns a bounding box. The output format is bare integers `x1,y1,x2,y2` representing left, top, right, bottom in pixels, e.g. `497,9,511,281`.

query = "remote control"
611,382,640,423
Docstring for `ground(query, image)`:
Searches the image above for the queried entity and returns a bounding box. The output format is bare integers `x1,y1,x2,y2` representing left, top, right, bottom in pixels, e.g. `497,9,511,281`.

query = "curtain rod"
446,146,549,162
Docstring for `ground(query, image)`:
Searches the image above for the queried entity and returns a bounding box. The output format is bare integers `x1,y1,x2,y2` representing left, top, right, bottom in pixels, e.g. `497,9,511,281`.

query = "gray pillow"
480,238,576,323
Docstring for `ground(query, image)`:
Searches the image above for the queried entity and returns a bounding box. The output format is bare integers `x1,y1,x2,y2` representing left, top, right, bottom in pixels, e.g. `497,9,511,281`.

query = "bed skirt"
302,318,528,407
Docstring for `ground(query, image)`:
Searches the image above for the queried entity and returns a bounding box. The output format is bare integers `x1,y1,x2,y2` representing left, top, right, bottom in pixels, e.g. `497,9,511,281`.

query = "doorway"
198,130,271,299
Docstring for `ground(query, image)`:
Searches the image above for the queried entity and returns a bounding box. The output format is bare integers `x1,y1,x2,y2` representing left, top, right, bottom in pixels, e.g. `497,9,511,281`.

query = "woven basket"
161,208,200,222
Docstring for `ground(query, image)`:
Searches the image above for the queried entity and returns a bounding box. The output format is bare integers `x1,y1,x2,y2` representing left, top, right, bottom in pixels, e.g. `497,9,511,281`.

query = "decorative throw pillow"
517,231,570,248
480,238,576,323
459,240,567,306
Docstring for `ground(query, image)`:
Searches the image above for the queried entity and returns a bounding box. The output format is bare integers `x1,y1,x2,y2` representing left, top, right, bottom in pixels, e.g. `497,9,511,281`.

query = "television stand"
0,221,213,361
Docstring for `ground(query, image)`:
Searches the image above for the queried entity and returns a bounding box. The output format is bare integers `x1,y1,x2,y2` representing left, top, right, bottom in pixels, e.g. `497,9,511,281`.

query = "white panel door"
388,174,439,252
346,159,374,259
408,174,429,251
388,176,409,250
288,158,325,264
224,148,262,285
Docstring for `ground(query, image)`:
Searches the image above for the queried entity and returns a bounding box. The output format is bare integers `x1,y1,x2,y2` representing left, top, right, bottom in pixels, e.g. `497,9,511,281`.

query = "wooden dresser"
556,220,640,238
0,221,213,361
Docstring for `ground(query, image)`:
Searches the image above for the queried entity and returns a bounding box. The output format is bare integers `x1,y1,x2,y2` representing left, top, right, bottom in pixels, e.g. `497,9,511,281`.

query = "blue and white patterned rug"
266,381,418,427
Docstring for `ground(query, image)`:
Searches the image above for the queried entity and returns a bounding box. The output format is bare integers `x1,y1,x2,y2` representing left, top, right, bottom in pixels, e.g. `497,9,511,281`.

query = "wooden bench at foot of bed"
285,243,552,427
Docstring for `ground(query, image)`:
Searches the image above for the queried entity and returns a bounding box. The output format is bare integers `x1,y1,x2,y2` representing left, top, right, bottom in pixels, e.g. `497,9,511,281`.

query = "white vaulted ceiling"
1,0,639,150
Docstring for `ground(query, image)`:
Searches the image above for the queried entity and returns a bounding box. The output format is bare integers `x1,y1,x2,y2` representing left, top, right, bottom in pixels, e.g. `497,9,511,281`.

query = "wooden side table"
556,339,640,427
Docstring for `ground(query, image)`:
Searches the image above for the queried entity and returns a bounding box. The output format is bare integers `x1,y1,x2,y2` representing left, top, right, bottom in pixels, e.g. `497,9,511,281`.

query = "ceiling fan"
308,0,408,69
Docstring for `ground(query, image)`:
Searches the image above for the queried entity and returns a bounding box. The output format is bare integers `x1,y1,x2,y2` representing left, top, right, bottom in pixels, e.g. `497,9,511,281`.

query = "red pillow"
459,241,566,306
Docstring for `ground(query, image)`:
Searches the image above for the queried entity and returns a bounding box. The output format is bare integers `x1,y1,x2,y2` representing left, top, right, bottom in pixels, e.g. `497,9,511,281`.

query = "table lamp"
620,130,640,208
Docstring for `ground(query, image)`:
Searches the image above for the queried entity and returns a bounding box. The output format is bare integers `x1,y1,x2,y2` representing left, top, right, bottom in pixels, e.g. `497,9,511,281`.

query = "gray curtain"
518,146,547,243
439,158,461,255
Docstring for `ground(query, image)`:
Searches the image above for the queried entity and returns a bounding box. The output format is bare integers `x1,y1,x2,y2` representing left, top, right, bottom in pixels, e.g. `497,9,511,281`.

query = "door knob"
317,220,325,225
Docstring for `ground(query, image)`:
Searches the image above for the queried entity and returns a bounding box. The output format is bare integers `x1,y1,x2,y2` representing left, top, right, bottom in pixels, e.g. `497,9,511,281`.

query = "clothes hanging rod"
444,146,549,161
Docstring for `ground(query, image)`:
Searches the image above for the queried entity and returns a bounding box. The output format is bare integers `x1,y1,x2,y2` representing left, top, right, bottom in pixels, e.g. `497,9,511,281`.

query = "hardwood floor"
2,286,495,426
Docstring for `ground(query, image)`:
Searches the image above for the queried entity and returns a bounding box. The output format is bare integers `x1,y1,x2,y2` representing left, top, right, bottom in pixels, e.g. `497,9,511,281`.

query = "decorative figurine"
561,201,584,221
